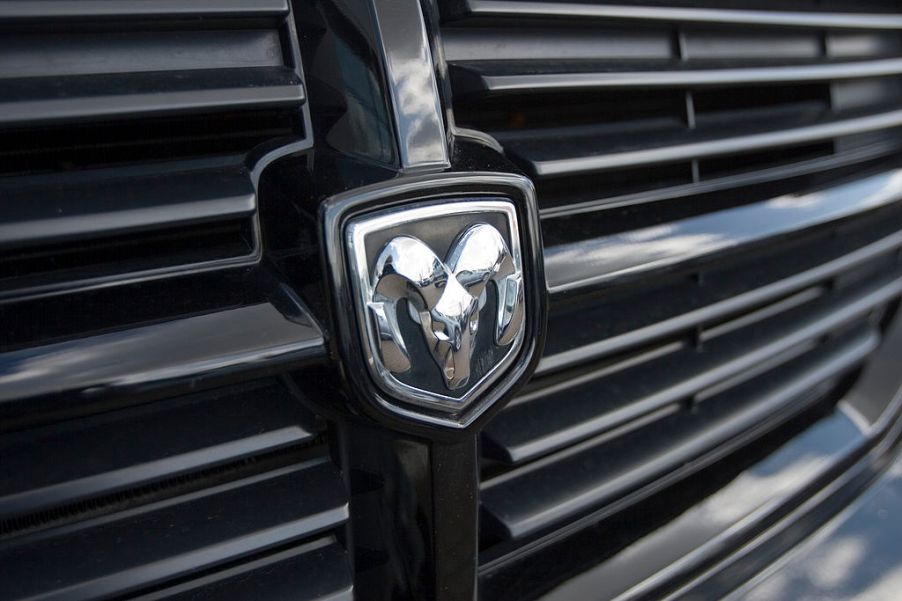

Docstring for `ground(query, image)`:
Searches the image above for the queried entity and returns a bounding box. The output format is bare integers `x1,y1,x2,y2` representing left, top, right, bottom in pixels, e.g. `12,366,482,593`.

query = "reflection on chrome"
368,224,524,390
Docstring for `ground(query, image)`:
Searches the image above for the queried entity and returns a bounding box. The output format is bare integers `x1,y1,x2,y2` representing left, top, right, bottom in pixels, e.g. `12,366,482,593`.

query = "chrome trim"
367,224,524,391
371,0,450,171
321,171,544,430
347,200,524,411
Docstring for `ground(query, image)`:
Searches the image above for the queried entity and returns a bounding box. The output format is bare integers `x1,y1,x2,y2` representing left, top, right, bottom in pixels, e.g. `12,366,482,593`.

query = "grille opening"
0,442,324,541
536,163,694,211
454,89,686,136
0,109,301,177
697,141,835,179
477,388,847,597
693,83,832,129
0,219,254,287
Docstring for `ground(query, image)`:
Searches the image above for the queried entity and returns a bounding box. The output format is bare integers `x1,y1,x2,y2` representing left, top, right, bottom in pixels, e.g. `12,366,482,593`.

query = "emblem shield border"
347,200,524,411
320,172,546,430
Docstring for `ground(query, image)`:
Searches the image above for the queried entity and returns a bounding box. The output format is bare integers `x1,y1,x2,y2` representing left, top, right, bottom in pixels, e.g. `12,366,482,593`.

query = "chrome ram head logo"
344,199,530,416
369,223,524,390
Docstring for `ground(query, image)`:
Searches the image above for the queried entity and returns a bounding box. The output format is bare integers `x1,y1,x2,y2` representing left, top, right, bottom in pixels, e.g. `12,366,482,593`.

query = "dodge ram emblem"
367,222,525,391
323,175,545,428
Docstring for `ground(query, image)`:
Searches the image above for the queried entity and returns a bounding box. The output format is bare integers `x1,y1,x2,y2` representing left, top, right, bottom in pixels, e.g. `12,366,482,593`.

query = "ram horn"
367,235,449,374
448,224,525,346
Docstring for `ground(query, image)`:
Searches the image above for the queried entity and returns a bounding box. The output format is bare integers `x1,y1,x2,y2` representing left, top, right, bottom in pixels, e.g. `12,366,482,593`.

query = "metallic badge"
323,174,545,428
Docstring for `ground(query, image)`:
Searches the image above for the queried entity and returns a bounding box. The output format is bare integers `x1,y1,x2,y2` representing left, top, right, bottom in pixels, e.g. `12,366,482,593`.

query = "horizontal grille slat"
0,67,304,127
0,295,324,430
451,58,902,96
484,267,901,465
544,167,902,293
0,380,317,521
0,0,290,21
136,539,353,601
451,1,902,30
506,108,902,178
481,325,877,542
0,0,310,298
0,461,348,601
0,162,254,250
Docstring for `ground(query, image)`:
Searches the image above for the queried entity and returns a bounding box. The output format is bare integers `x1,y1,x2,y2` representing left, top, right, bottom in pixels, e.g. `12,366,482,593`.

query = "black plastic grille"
444,1,902,216
0,0,311,299
0,3,350,600
438,0,902,566
0,378,352,601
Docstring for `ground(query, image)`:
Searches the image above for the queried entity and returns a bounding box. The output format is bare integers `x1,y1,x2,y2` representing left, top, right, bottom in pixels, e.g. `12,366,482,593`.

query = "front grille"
444,0,902,215
0,379,351,601
4,1,902,599
0,3,351,600
438,0,902,569
0,0,310,299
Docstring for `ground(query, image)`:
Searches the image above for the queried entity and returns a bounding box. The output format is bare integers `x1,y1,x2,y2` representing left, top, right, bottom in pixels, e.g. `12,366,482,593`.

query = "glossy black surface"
0,461,348,601
0,379,317,519
4,0,902,600
0,265,326,432
730,455,902,601
451,1,902,29
370,0,449,170
479,300,902,600
339,422,478,601
295,0,398,168
545,167,902,294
